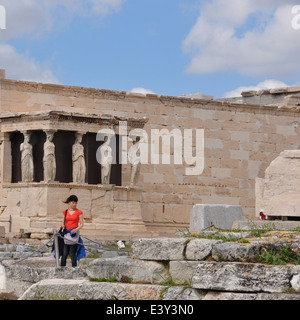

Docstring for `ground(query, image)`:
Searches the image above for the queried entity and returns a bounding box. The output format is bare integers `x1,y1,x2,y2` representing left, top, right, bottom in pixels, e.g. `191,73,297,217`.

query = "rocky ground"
1,228,300,300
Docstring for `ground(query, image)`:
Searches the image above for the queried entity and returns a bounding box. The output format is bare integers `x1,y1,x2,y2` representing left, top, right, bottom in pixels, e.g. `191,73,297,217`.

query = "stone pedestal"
190,204,244,231
0,183,149,240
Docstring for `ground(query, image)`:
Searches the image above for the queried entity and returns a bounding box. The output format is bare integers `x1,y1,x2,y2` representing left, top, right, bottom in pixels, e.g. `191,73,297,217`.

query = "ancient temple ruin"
1,69,300,240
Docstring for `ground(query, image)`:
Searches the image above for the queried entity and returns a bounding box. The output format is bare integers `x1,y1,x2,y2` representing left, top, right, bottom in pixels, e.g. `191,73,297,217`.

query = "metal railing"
9,229,132,267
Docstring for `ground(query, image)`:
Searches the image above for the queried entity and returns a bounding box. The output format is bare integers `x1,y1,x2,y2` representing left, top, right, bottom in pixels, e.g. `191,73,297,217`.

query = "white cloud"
224,79,289,98
0,0,125,41
183,1,300,78
0,0,124,83
89,0,123,15
0,0,52,42
0,43,59,83
130,87,156,95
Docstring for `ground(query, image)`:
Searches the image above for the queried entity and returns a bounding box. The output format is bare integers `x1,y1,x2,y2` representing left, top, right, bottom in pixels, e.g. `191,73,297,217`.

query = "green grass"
188,232,240,242
159,278,176,287
255,245,300,265
89,275,118,282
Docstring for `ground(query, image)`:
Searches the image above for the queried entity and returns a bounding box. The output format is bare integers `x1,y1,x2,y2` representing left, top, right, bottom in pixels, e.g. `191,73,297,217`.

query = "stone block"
189,204,244,231
0,226,5,238
212,242,261,262
192,262,291,293
0,264,6,291
19,279,86,300
163,286,204,300
185,238,221,261
230,131,250,142
211,168,232,179
142,173,164,184
276,125,297,136
230,150,249,160
3,263,87,284
113,201,142,221
203,292,300,300
256,150,300,218
86,256,170,284
205,138,223,149
132,238,188,261
19,279,166,300
78,281,165,300
91,189,113,220
169,261,199,285
291,274,300,292
203,292,257,300
20,187,47,217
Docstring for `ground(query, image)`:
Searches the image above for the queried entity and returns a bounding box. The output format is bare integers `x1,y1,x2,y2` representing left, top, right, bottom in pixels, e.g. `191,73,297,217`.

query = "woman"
61,195,85,267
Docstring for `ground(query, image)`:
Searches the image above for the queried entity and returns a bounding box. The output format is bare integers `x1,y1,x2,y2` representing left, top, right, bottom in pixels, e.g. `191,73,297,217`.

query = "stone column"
0,133,11,231
20,131,34,182
43,130,56,183
72,132,86,184
0,132,11,183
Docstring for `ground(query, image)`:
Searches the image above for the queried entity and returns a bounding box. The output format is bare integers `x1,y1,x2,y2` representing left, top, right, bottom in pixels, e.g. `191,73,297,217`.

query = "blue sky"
1,0,300,98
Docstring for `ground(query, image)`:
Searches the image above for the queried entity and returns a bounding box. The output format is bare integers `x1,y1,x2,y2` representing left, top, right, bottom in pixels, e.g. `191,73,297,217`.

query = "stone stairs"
2,231,300,300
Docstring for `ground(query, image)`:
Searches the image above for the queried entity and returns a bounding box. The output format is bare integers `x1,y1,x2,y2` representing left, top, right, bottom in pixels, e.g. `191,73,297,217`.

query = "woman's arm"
78,214,84,230
71,214,84,234
61,215,65,228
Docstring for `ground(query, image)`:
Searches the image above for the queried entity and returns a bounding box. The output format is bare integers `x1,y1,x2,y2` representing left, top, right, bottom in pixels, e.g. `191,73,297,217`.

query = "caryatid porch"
0,111,151,240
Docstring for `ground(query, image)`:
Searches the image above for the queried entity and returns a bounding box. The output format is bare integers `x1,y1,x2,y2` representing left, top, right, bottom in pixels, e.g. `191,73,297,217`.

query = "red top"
63,209,83,230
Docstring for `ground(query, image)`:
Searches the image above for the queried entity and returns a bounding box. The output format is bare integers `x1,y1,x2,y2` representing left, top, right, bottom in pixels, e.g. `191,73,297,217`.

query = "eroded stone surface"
132,238,188,261
86,256,170,284
192,262,292,293
19,279,166,300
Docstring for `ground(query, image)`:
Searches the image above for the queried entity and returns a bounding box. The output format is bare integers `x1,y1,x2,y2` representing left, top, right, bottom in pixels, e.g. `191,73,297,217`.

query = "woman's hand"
71,228,78,234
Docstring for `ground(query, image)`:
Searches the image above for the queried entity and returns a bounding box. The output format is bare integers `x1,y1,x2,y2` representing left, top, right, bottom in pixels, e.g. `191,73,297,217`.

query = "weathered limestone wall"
1,79,300,237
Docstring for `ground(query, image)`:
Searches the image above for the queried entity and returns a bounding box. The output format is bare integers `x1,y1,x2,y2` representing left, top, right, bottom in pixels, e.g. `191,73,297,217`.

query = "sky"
0,0,300,99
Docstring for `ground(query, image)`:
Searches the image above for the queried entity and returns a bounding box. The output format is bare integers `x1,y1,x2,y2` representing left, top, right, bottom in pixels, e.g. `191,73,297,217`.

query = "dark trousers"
61,244,77,267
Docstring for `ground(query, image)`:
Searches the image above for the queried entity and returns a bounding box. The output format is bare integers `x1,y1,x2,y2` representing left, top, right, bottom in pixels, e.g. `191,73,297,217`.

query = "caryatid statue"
128,136,142,187
100,135,113,185
43,130,56,182
72,132,86,184
20,132,34,182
